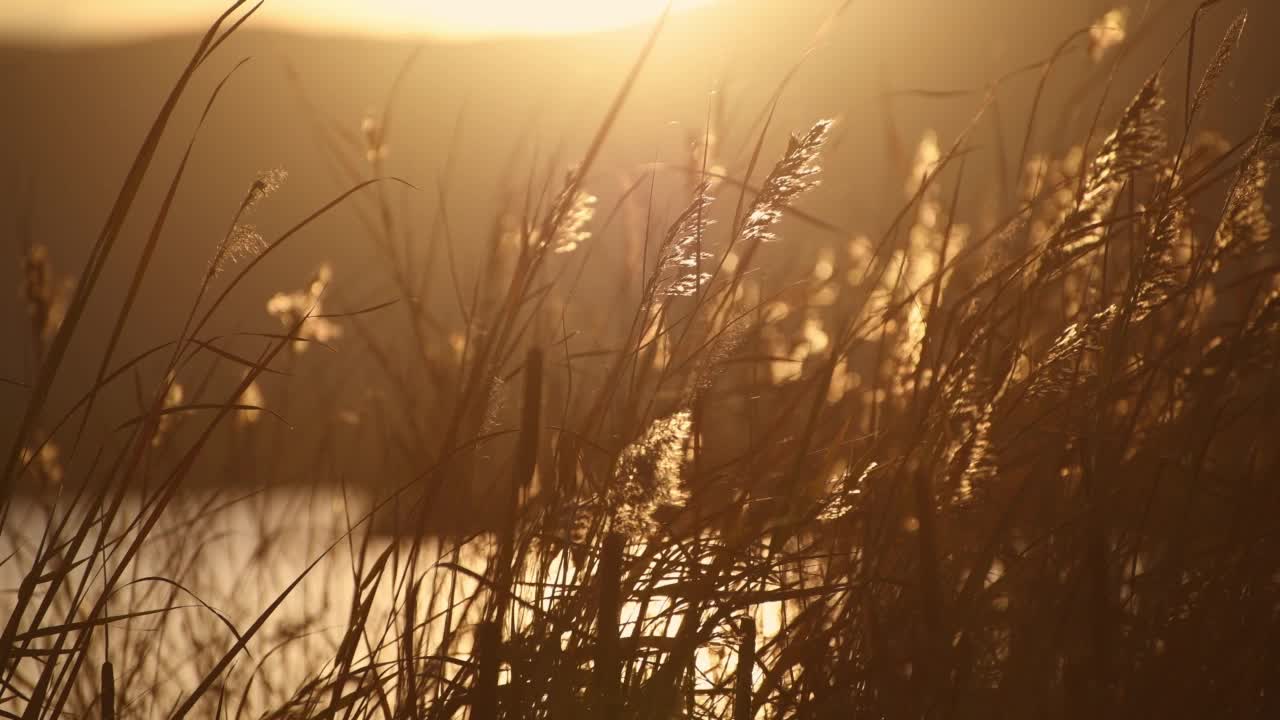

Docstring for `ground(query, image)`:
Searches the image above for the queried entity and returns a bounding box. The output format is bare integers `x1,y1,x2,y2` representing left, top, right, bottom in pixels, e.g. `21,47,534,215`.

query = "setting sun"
0,0,713,43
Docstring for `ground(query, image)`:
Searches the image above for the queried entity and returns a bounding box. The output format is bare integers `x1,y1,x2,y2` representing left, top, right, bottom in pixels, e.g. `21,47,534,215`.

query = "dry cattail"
733,616,756,720
472,621,500,720
594,531,624,719
101,661,115,720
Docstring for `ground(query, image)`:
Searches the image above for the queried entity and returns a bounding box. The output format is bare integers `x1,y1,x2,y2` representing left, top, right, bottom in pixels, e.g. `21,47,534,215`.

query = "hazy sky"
0,0,712,43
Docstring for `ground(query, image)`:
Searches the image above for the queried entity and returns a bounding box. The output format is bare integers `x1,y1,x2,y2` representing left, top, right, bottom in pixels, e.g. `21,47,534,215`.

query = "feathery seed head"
246,168,288,210
1131,193,1188,322
1029,304,1119,396
1190,12,1247,120
607,410,693,540
740,119,833,247
1214,97,1279,257
212,223,266,278
539,170,598,255
658,182,715,297
1041,74,1165,278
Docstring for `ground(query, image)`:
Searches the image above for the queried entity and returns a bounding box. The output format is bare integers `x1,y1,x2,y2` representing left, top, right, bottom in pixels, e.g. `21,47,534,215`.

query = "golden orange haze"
0,0,714,44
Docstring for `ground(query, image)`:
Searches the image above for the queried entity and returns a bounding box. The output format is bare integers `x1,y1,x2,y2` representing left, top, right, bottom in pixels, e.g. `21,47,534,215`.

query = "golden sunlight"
6,1,1280,718
0,0,713,43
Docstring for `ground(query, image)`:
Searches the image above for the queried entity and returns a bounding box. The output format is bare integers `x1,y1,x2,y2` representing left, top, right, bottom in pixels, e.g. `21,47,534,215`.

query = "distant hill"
0,0,1274,449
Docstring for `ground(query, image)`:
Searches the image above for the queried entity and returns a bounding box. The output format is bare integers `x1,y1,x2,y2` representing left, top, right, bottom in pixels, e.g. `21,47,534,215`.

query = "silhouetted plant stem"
911,462,946,696
401,579,418,720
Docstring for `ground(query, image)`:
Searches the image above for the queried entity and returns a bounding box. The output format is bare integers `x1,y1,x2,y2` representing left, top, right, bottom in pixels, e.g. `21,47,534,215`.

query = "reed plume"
1041,73,1167,277
739,119,833,248
607,410,693,540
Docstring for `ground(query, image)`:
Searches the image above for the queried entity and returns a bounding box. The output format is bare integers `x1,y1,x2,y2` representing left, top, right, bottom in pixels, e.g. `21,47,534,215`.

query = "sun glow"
0,0,713,43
